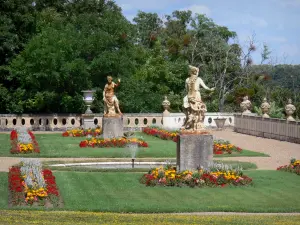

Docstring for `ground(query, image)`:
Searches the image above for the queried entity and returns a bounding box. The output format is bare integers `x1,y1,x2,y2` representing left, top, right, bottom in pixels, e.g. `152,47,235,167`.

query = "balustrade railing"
234,114,300,143
0,112,235,131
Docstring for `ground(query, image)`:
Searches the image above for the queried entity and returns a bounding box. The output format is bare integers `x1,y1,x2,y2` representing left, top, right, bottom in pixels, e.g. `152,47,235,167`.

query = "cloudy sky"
114,0,300,65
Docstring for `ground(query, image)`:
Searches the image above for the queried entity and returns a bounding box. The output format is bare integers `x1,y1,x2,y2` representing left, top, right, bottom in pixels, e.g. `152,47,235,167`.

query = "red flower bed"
277,158,300,175
140,165,252,188
143,127,178,142
8,166,60,206
79,137,148,148
62,128,101,137
10,129,40,154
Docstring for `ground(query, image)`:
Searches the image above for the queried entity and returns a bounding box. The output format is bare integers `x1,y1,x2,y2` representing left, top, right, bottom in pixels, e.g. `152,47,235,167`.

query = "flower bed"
277,158,300,175
62,127,101,137
143,126,178,141
8,159,61,207
79,137,149,148
213,139,242,155
143,127,243,155
10,129,40,154
140,163,252,188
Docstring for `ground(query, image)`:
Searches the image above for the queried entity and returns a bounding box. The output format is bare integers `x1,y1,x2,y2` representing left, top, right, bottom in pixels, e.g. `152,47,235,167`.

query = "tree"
8,0,135,113
133,11,163,47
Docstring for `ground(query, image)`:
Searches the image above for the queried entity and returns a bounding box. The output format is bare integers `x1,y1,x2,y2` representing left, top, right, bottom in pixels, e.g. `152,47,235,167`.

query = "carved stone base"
102,117,123,139
82,114,95,130
176,134,213,172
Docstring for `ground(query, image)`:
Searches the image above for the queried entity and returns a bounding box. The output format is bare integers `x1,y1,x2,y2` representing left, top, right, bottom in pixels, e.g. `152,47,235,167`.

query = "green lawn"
53,170,300,213
0,210,299,225
1,170,300,213
1,170,300,212
0,133,268,158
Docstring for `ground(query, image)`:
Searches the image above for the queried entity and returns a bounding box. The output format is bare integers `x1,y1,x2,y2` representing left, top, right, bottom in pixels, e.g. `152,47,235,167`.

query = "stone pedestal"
102,117,123,139
82,114,95,130
177,134,213,172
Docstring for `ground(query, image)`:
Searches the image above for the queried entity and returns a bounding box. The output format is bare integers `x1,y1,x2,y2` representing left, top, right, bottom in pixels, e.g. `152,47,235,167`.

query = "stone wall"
234,114,300,144
0,112,235,131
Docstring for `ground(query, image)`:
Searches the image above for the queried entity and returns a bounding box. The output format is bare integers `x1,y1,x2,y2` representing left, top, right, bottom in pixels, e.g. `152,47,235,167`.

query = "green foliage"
7,0,134,113
0,1,299,114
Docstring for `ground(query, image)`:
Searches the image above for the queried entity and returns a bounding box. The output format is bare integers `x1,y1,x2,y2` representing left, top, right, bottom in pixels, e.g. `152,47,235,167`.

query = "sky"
114,0,300,65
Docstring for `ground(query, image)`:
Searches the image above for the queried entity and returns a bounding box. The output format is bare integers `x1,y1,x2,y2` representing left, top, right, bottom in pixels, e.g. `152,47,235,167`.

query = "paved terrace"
0,129,299,172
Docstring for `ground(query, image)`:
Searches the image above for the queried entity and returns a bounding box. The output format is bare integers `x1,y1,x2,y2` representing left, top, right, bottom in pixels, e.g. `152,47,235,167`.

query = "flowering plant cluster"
8,159,60,206
62,127,101,137
213,139,243,155
143,127,243,155
10,128,40,154
140,163,252,188
79,137,149,148
142,126,178,142
277,158,300,175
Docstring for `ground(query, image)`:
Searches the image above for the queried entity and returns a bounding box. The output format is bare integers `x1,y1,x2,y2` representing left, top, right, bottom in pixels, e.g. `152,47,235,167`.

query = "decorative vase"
213,118,227,129
240,96,252,114
162,96,171,115
285,99,296,122
82,90,96,114
260,97,270,118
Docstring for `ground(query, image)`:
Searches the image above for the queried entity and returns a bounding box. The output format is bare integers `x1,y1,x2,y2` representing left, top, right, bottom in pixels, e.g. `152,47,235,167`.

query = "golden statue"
103,76,122,117
182,65,214,131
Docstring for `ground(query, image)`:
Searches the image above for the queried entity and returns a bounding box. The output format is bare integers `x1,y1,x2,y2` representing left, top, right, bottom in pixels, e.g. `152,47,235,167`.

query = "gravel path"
0,129,299,172
212,130,300,170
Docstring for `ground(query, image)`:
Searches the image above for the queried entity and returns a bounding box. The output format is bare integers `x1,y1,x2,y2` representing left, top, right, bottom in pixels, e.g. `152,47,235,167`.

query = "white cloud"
279,44,300,56
180,4,211,16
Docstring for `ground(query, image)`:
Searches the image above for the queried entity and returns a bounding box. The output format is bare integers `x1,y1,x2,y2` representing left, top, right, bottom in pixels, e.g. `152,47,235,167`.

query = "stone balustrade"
234,114,300,143
0,112,235,131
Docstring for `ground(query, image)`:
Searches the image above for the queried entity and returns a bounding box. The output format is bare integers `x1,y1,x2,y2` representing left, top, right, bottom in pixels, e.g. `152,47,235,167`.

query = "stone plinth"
102,117,123,139
82,114,95,129
177,134,213,172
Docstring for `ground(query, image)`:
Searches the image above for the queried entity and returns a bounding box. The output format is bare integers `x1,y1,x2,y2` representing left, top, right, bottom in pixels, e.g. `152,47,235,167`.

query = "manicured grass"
0,172,8,209
52,170,300,212
0,133,268,158
214,149,269,158
0,210,299,225
1,171,300,213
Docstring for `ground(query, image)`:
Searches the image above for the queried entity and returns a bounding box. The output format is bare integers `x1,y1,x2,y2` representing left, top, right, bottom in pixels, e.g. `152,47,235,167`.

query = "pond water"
50,162,174,169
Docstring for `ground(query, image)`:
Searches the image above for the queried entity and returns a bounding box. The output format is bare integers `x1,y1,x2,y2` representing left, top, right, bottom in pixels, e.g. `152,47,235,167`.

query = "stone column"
102,117,123,139
176,134,213,172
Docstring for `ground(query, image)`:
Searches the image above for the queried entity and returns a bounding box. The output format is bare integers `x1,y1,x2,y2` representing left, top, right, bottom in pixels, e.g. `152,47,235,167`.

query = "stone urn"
240,96,252,115
82,90,96,114
213,117,227,129
260,98,270,118
162,96,171,115
285,99,296,122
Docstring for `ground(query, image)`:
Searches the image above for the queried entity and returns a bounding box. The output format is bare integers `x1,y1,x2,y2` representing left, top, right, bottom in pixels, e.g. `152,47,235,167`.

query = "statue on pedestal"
103,76,122,117
181,65,215,131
